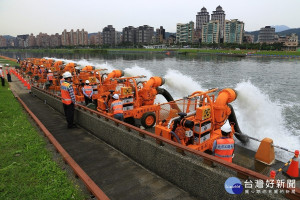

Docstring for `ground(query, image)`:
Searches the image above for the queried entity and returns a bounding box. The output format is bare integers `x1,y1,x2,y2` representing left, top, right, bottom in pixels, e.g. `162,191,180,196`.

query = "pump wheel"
141,112,156,128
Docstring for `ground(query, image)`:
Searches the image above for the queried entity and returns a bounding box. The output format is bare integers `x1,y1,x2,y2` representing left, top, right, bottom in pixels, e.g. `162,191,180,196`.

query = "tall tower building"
196,7,210,41
211,5,225,42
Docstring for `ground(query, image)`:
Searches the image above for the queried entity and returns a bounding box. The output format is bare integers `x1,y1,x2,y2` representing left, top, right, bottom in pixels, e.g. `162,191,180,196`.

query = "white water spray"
163,69,204,99
123,65,153,81
234,81,300,161
43,57,115,71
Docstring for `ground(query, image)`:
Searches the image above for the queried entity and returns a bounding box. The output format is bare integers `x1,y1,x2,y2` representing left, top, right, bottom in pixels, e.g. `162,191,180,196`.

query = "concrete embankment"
31,86,291,200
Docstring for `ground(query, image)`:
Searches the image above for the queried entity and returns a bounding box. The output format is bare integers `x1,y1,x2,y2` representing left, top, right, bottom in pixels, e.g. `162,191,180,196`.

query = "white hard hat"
112,94,119,100
6,64,9,66
63,71,72,79
85,80,90,84
221,122,231,133
41,65,44,67
48,70,52,72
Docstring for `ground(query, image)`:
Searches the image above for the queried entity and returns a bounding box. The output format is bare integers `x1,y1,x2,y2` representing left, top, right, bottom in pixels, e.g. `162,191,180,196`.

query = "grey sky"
1,0,299,36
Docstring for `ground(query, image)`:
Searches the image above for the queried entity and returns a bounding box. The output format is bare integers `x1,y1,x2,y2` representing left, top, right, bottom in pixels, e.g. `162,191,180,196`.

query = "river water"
4,51,300,161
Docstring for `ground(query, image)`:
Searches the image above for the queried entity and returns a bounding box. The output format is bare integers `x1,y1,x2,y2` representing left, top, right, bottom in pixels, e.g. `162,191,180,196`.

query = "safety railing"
11,89,110,200
32,86,300,199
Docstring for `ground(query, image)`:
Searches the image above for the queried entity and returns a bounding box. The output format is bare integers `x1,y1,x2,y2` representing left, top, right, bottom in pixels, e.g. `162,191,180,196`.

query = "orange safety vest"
61,82,72,105
47,73,54,80
60,78,65,85
83,85,93,96
111,100,123,115
214,138,234,162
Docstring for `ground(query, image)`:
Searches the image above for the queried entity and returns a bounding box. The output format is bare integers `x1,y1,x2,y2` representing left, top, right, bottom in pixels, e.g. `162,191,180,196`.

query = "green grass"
0,80,87,199
0,58,19,67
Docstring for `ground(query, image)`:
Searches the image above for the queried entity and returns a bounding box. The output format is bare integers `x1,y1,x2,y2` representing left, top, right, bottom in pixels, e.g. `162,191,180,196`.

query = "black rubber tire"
141,112,156,129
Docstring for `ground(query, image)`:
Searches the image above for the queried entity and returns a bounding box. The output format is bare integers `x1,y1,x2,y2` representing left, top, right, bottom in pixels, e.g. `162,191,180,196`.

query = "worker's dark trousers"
84,95,92,105
1,77,5,86
63,103,75,128
7,74,11,82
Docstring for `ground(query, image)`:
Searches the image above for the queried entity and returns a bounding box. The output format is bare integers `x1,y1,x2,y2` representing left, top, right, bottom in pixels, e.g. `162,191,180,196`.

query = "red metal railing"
11,89,110,200
32,86,300,200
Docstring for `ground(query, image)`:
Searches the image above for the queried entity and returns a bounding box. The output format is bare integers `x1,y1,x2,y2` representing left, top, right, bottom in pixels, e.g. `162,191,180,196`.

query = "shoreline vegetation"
1,48,300,58
0,58,87,199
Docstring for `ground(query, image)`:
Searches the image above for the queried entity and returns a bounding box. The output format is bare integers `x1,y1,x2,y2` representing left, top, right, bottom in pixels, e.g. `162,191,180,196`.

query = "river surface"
3,51,300,161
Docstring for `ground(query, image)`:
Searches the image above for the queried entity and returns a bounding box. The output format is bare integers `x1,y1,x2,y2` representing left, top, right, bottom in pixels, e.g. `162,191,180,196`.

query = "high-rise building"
176,21,194,43
28,33,36,47
223,19,244,44
49,33,61,47
136,25,154,44
258,26,275,43
36,33,50,47
61,29,88,46
202,20,220,43
196,7,210,41
123,26,137,44
156,26,165,43
211,5,225,41
61,29,70,46
102,25,116,46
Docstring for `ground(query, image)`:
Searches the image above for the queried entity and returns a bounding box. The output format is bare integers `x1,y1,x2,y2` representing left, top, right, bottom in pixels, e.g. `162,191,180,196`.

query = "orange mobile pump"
155,88,248,152
97,75,170,128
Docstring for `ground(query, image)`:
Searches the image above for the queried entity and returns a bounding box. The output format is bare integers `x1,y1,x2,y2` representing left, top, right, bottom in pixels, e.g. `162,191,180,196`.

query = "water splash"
234,80,300,161
43,57,113,71
123,65,153,82
163,69,204,99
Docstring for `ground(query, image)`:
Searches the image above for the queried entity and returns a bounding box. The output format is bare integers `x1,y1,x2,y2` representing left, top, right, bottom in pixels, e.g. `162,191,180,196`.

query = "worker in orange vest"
110,94,124,121
82,80,93,105
47,69,54,85
60,71,76,129
212,122,235,162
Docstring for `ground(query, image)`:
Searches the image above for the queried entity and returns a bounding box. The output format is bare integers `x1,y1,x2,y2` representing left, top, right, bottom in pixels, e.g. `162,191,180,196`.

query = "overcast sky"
1,0,299,36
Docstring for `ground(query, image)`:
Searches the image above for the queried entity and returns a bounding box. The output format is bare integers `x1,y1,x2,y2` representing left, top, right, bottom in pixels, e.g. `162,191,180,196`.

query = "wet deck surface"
10,77,196,200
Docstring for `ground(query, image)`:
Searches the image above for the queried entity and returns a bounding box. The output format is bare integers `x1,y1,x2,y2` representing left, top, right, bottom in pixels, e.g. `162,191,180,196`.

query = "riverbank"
1,48,300,58
0,58,87,200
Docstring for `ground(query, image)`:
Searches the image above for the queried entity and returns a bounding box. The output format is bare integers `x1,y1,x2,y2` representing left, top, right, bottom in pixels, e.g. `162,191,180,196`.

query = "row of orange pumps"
18,57,249,153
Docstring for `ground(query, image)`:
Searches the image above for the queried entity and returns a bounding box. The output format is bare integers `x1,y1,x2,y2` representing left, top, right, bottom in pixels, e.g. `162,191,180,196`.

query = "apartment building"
196,7,210,41
102,25,116,46
61,29,88,46
223,19,244,44
156,26,165,43
258,26,275,43
136,25,154,44
211,5,226,41
202,20,220,43
176,21,194,43
123,26,137,44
